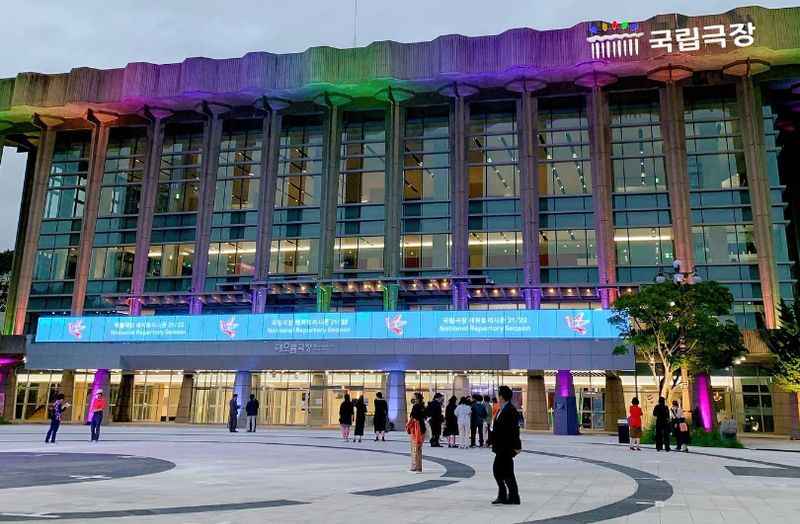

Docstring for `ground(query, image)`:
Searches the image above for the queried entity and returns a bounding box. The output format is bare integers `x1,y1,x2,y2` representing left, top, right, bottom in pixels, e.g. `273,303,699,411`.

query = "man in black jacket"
245,394,259,432
426,393,444,447
491,385,521,505
228,394,240,433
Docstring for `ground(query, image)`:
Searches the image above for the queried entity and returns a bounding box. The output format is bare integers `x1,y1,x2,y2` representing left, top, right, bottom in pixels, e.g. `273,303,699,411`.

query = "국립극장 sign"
34,309,620,343
587,19,756,59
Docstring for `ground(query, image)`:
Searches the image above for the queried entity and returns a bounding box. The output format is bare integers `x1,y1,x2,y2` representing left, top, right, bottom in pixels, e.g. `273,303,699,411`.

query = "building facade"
1,5,799,435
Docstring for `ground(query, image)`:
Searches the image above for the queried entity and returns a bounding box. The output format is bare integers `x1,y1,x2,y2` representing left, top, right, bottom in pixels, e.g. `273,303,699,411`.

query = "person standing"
482,395,493,447
470,393,487,448
653,396,671,452
407,392,427,472
89,390,107,442
354,395,367,443
455,397,472,449
426,393,444,447
443,395,458,448
628,397,643,451
45,393,70,444
228,393,240,433
339,393,354,441
491,385,521,505
245,394,259,433
373,392,388,441
671,400,689,452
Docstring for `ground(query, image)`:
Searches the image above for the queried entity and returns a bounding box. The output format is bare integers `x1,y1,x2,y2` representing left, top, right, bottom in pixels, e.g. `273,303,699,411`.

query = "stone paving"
0,425,799,523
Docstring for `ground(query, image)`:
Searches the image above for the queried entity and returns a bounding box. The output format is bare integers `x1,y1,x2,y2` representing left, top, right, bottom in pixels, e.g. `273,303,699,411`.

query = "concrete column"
255,108,282,280
319,98,344,279
604,372,626,433
384,99,404,277
383,283,399,311
174,372,195,423
72,118,112,315
60,370,75,421
452,280,469,310
659,83,693,273
234,370,252,427
737,77,779,328
449,91,469,278
307,372,329,427
13,125,57,334
386,370,407,430
114,372,135,422
251,287,268,313
553,370,579,435
525,370,548,430
4,150,39,334
453,373,470,398
516,90,542,305
130,113,169,314
85,369,111,423
681,366,693,420
587,88,617,308
191,105,226,296
0,362,21,420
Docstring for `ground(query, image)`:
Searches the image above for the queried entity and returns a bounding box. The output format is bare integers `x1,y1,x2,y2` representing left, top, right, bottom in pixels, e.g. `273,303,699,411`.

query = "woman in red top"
628,397,643,451
89,391,107,442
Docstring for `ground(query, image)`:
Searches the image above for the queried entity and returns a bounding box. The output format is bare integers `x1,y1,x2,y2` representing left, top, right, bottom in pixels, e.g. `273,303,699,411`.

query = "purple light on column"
695,371,713,432
0,357,22,367
556,370,573,398
386,370,404,424
86,368,110,423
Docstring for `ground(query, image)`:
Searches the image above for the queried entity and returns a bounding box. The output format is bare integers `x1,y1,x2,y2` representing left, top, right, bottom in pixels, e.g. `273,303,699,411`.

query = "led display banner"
34,309,620,344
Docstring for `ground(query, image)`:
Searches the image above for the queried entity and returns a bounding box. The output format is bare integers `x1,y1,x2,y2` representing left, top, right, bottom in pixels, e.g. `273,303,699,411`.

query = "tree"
760,301,800,439
610,280,746,402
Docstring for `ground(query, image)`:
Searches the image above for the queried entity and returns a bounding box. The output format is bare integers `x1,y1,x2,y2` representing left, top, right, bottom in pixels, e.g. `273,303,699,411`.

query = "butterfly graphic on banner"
385,314,407,336
220,317,239,338
67,320,86,340
564,313,590,335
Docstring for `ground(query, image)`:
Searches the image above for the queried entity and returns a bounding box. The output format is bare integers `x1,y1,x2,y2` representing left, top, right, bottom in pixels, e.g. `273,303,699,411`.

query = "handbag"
678,421,688,433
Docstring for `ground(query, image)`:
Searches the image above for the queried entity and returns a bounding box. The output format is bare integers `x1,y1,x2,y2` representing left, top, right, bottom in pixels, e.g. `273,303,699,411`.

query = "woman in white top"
670,400,689,452
454,397,473,449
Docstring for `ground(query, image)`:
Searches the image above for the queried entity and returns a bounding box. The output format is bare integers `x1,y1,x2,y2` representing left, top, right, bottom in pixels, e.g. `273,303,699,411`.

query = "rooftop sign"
34,309,620,343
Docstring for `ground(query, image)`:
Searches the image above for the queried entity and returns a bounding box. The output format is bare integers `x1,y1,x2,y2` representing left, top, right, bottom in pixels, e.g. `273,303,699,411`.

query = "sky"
0,0,795,250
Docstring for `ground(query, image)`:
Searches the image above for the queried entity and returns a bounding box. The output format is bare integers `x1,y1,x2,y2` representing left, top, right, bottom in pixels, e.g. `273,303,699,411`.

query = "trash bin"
617,418,630,444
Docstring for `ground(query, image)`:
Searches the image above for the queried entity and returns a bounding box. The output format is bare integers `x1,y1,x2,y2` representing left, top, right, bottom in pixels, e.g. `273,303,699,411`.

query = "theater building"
1,5,799,435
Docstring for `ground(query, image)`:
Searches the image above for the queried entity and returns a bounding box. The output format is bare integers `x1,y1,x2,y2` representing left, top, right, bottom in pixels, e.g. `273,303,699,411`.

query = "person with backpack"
491,385,522,505
245,394,259,432
671,400,690,452
470,393,487,447
45,393,70,444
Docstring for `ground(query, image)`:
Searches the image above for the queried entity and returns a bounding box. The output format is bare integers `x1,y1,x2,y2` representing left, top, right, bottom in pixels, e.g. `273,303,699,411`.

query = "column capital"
437,82,479,98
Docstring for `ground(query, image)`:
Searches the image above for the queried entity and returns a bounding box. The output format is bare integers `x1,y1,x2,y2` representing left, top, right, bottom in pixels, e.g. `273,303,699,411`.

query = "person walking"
491,385,522,505
245,394,259,433
426,393,444,447
671,400,689,452
407,392,427,472
373,392,388,441
354,395,367,443
455,397,472,449
228,393,240,433
443,395,458,448
339,393,354,441
470,393,487,447
653,396,671,452
45,393,70,444
89,390,107,442
628,397,643,451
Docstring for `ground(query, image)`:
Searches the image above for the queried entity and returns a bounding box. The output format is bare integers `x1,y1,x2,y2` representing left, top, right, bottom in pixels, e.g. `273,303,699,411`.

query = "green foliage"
610,280,745,399
760,301,800,394
0,250,12,275
0,416,10,425
640,423,743,449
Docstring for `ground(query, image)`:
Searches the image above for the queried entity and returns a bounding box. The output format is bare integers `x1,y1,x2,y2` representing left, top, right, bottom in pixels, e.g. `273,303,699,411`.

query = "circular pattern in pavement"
0,452,175,490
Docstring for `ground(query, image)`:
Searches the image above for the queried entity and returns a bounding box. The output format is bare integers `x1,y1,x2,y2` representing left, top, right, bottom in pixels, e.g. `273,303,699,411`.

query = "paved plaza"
0,425,799,523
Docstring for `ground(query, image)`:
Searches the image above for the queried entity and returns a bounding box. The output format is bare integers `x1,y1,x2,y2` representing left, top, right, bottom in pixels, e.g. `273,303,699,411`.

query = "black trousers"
493,453,520,502
655,424,671,451
429,420,442,445
471,422,484,447
228,413,238,432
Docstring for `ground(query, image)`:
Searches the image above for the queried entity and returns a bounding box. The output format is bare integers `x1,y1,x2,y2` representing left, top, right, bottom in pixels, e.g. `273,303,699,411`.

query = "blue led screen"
35,309,620,343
